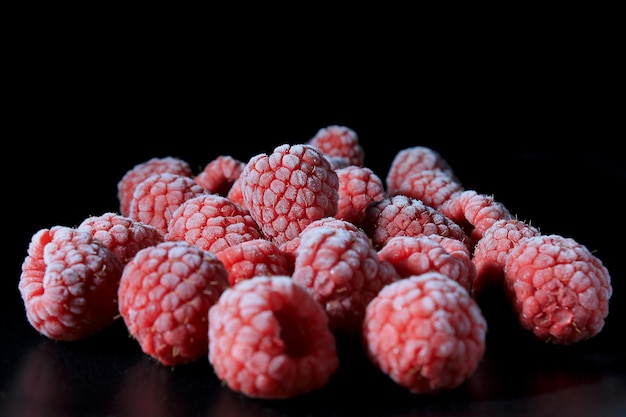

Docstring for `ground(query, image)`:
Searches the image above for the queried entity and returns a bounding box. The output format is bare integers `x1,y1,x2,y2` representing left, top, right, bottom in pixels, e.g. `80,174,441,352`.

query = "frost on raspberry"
362,272,487,395
117,156,193,217
18,226,124,341
128,172,207,235
77,212,164,264
215,238,290,286
334,165,386,226
306,125,365,167
194,155,246,196
239,144,339,246
503,234,612,345
118,240,229,366
361,195,472,252
291,225,399,337
385,146,456,196
164,194,262,254
208,276,339,400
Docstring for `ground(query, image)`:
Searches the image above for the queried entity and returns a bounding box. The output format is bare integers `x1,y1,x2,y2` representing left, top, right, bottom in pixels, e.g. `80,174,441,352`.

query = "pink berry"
194,155,246,196
208,276,339,399
334,165,386,225
128,172,207,235
503,234,612,345
378,235,474,294
386,146,456,196
391,169,463,210
77,212,164,264
165,194,262,254
19,226,124,341
291,225,399,336
117,156,193,217
362,272,487,394
361,195,472,251
440,190,513,243
118,240,229,366
307,125,365,167
239,144,339,246
215,238,290,286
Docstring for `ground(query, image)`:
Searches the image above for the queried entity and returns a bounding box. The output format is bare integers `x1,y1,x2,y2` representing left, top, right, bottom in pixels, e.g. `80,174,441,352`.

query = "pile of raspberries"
18,125,613,400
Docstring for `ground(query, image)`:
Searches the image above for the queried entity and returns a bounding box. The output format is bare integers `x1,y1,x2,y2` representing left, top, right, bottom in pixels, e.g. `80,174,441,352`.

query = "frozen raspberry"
194,155,246,196
117,156,193,217
226,176,245,208
18,226,124,341
386,146,456,196
440,190,514,243
208,276,339,399
307,125,365,167
215,239,290,286
362,272,487,394
503,234,612,345
118,240,229,366
378,235,474,293
392,169,463,210
361,195,472,252
128,172,207,235
291,225,399,337
77,212,164,264
335,165,386,225
472,219,541,297
240,144,339,246
165,194,262,254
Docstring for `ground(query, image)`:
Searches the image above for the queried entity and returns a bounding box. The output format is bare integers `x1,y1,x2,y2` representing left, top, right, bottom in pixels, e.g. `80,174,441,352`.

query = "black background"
3,21,625,417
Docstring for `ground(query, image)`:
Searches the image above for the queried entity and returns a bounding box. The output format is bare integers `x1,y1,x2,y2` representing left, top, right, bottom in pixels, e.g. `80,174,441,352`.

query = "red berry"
165,194,262,254
307,125,365,167
77,212,164,264
19,226,124,341
386,146,456,196
335,165,386,225
215,239,290,286
240,144,339,246
118,240,229,366
208,276,339,399
363,272,487,394
117,157,193,217
194,155,245,196
391,169,463,210
503,234,612,345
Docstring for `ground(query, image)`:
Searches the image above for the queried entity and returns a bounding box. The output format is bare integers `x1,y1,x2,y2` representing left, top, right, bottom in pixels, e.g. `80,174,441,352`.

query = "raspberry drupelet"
117,156,193,217
77,212,164,264
19,226,124,341
128,172,208,235
306,125,365,168
239,143,339,246
208,276,340,400
194,155,246,196
334,165,386,226
361,195,472,252
503,234,612,345
164,194,262,254
385,146,456,196
290,225,399,337
118,240,229,366
362,272,487,395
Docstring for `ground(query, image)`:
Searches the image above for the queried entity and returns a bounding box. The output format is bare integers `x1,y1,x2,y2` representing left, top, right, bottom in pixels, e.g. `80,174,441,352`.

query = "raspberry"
440,190,514,243
226,176,245,208
361,195,472,252
503,234,612,345
291,225,399,336
215,239,290,286
378,235,474,294
391,169,463,210
194,155,245,196
472,219,541,297
117,156,193,217
118,240,229,366
208,276,339,399
240,144,339,246
128,172,207,235
386,146,456,196
362,272,487,394
18,226,124,341
307,125,365,167
334,165,386,225
77,212,164,264
164,194,262,254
